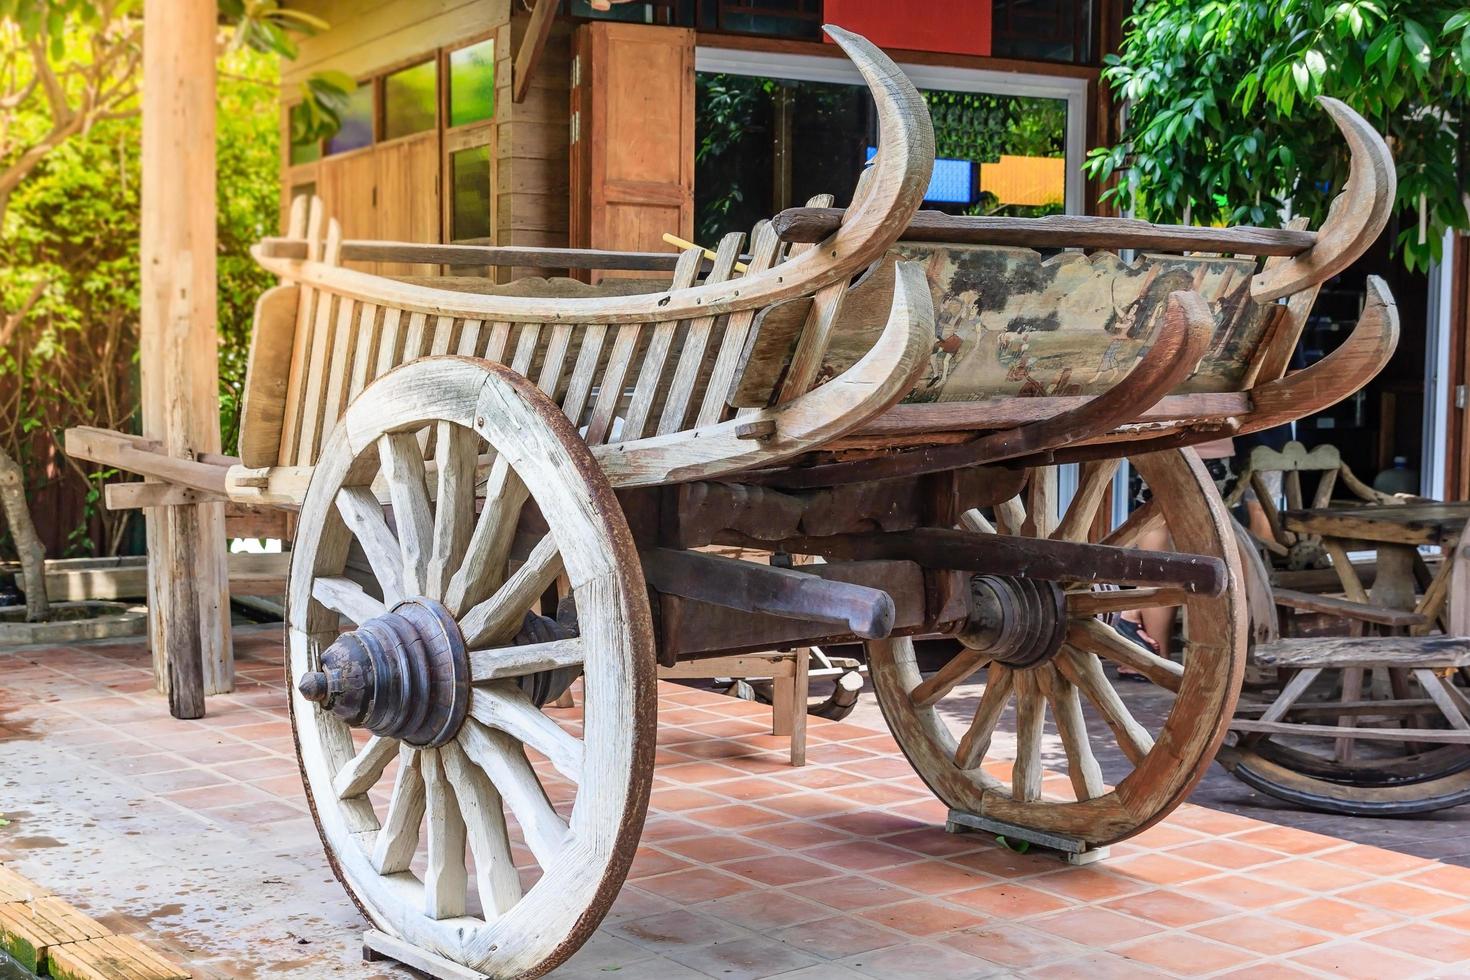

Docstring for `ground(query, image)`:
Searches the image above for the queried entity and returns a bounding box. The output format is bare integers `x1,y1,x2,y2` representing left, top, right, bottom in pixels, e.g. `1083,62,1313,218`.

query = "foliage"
220,0,352,145
0,46,279,557
1086,0,1470,271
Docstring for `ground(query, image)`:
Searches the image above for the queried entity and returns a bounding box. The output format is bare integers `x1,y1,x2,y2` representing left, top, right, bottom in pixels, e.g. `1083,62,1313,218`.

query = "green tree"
0,1,339,622
1085,0,1470,272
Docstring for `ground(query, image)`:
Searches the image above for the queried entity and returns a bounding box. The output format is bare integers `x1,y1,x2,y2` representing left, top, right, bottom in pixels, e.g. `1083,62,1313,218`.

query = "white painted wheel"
287,357,656,978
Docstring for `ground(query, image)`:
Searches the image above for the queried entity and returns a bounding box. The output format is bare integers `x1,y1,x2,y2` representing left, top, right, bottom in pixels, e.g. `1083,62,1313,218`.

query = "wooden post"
1450,539,1469,637
140,0,232,717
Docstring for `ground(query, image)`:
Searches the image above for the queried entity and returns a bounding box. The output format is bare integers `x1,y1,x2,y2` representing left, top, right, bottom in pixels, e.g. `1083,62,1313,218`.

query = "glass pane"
325,81,373,155
451,146,491,242
383,60,437,140
695,72,1070,240
288,104,320,165
449,40,496,127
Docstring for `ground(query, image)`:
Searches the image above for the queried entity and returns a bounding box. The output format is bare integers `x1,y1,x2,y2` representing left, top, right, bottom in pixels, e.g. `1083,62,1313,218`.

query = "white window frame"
694,46,1089,215
1422,228,1454,501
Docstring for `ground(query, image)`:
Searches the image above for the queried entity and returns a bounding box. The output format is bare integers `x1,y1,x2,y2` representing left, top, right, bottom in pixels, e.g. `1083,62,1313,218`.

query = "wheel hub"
297,597,470,747
956,574,1068,669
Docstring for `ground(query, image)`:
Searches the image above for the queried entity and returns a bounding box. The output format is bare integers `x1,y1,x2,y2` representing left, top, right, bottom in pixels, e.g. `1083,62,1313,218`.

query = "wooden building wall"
495,12,572,277
278,0,574,280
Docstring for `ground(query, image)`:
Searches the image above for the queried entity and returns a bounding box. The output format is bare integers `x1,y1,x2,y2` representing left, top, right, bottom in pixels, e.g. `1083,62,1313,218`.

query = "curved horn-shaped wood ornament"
1243,274,1398,434
1251,98,1395,303
252,27,934,328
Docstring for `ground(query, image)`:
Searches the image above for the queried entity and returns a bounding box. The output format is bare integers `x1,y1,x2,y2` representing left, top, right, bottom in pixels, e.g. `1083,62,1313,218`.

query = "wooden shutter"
317,149,378,251
376,133,442,275
571,22,693,277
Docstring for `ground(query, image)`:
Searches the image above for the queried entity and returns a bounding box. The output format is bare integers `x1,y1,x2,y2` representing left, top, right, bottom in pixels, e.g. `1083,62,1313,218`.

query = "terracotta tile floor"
3,626,1470,978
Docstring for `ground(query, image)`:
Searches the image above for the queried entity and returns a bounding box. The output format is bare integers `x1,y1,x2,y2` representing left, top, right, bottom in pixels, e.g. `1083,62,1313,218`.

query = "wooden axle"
641,548,895,639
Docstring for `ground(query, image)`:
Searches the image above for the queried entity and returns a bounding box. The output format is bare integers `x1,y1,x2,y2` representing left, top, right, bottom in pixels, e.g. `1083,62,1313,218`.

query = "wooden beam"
139,0,231,716
254,237,704,272
771,206,1319,255
512,0,559,104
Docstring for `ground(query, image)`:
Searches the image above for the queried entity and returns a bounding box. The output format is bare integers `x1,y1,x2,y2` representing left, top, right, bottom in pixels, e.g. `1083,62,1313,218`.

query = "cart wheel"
1219,713,1470,816
868,449,1246,847
286,357,656,978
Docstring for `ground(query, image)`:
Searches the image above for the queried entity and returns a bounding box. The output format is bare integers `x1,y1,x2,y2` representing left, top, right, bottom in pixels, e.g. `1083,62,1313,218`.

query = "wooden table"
1283,501,1470,625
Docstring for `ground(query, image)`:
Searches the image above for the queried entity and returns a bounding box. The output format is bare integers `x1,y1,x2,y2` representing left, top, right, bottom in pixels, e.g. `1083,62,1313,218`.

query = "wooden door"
571,22,693,278
317,149,378,270
376,132,442,275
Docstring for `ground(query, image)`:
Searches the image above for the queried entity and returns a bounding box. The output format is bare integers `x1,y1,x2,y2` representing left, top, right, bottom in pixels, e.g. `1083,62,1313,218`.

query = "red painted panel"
824,0,992,57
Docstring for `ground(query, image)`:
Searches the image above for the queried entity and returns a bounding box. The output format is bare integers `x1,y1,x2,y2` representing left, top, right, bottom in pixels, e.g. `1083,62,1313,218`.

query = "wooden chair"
1222,518,1470,815
1224,440,1417,572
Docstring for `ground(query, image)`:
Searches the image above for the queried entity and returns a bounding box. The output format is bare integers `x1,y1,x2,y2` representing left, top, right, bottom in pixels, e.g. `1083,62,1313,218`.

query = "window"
694,70,1069,241
450,146,492,241
325,81,374,155
448,39,496,127
288,104,321,165
383,60,438,140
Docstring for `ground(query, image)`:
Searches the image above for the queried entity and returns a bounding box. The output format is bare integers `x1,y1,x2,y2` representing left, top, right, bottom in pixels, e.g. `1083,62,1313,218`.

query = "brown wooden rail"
771,207,1319,256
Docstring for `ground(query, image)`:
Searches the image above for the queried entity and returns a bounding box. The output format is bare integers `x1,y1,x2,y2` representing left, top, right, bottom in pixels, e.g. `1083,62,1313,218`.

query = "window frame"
441,30,498,244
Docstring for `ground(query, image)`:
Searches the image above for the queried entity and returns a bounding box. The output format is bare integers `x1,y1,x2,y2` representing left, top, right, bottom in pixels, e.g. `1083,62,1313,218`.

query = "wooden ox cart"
66,27,1398,979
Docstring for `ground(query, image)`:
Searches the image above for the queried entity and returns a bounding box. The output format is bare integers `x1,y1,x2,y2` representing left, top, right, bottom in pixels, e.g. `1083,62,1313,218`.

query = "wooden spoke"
470,683,584,783
1057,649,1155,765
866,449,1244,851
372,744,426,874
378,432,434,597
1038,666,1105,801
332,734,399,800
470,636,585,683
954,665,1013,770
459,533,564,648
336,487,405,606
994,495,1026,535
443,456,529,616
959,508,995,533
313,576,386,625
1414,669,1470,731
911,647,991,708
459,721,569,868
1010,670,1045,802
440,739,521,918
1067,617,1183,693
1066,587,1189,617
1258,668,1324,724
1103,496,1162,549
1053,459,1119,543
427,423,480,599
420,747,469,920
1022,465,1058,539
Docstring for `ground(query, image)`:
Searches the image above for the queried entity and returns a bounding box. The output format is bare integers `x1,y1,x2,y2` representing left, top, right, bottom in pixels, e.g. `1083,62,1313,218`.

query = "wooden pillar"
140,0,232,718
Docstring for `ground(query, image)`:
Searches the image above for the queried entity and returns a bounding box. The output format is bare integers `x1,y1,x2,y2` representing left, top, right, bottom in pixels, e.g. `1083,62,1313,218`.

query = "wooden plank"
237,283,301,467
1284,503,1470,547
1229,718,1470,743
46,933,190,980
138,0,231,714
1252,635,1470,670
0,868,47,905
0,898,108,973
847,393,1250,437
1273,588,1430,628
65,428,231,496
772,206,1318,254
